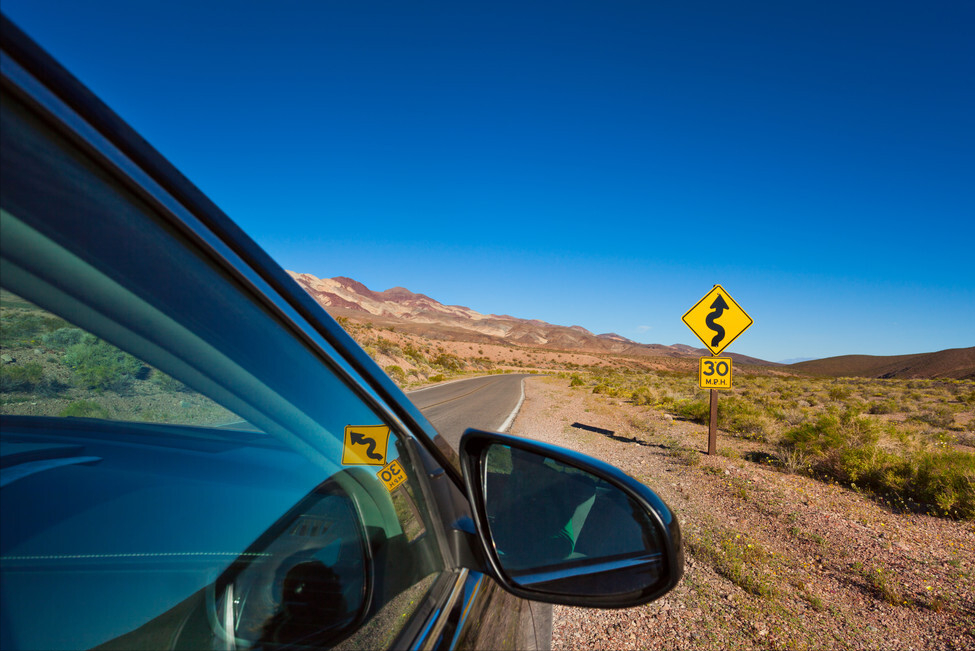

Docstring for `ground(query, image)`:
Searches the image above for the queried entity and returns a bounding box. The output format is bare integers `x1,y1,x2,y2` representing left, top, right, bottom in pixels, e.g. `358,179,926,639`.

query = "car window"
0,77,446,649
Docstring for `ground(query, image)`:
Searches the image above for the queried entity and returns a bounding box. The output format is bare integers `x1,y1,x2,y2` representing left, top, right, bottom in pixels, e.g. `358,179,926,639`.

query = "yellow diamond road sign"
682,285,753,356
342,425,391,466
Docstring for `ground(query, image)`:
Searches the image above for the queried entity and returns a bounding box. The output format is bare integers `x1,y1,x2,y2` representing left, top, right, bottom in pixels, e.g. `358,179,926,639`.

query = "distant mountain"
288,272,771,364
779,357,817,365
789,347,975,380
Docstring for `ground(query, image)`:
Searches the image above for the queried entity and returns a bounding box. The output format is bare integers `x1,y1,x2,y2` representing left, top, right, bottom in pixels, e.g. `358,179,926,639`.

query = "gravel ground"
509,376,975,651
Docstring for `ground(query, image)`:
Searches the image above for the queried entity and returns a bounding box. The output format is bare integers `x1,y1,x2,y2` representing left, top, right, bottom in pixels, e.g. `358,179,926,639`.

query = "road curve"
408,374,529,451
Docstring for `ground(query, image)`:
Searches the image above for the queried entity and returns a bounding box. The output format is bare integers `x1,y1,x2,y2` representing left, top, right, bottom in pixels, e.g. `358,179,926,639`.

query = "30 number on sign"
699,357,732,390
377,459,407,492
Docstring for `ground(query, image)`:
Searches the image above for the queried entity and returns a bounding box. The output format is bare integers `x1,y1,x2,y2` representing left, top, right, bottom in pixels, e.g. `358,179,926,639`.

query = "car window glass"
1,82,445,649
1,290,247,428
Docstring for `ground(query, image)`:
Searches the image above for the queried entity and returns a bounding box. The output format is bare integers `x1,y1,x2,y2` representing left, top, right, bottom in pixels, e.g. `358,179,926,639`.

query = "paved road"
408,374,529,451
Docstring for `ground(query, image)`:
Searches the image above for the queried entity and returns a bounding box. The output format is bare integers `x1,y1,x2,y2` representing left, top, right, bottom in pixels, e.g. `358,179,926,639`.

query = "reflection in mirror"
483,444,665,597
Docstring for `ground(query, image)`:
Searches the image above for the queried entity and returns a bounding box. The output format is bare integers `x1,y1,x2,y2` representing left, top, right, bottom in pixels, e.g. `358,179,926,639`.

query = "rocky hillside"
288,272,769,364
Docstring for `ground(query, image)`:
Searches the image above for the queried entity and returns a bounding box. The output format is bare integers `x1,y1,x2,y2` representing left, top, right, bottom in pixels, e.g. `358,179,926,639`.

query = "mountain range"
289,272,974,379
287,272,768,364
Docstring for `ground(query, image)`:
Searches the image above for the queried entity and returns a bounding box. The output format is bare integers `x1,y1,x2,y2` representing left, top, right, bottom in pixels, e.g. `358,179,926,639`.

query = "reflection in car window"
1,76,446,648
0,241,444,650
1,290,247,428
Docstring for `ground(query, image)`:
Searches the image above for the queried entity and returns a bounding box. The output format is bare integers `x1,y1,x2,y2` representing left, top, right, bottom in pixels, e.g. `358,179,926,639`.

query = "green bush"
59,400,110,419
63,334,143,391
781,407,975,519
828,384,854,400
0,312,70,346
385,365,406,383
0,362,44,391
673,398,709,424
720,396,772,439
374,337,401,357
402,344,427,365
868,399,898,415
912,405,955,429
631,386,655,405
41,327,85,350
432,353,463,372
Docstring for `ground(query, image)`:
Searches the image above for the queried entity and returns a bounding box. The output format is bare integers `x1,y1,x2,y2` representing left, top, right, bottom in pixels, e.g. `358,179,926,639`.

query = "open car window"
0,55,445,650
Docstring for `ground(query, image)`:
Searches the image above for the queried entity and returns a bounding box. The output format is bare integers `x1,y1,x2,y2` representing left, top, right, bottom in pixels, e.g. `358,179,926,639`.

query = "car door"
1,15,544,651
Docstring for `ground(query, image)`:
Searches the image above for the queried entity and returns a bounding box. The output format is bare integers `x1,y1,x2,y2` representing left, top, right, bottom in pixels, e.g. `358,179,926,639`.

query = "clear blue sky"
5,1,973,362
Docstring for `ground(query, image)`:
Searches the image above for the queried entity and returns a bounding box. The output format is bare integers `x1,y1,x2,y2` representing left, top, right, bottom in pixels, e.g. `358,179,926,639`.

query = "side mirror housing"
459,429,683,608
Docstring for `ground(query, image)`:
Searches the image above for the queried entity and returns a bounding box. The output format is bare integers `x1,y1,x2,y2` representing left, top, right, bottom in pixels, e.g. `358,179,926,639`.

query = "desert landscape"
2,275,973,649
294,273,975,649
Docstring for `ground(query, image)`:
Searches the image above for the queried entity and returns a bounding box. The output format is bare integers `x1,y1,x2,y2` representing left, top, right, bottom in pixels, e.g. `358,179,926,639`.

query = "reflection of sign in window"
377,459,407,492
342,425,391,465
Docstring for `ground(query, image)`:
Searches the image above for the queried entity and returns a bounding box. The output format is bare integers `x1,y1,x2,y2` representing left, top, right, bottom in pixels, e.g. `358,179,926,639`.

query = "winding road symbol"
681,285,753,356
705,294,729,348
349,430,385,461
342,425,391,465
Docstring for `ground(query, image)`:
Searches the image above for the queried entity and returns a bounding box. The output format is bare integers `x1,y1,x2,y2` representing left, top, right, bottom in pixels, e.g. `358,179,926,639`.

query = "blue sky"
5,1,973,362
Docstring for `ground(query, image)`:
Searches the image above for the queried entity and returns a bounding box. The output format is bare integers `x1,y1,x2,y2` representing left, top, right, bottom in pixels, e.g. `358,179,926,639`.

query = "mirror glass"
482,444,666,596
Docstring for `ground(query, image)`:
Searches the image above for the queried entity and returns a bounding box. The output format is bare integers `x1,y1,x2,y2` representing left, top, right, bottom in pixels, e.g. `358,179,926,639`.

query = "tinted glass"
1,83,444,649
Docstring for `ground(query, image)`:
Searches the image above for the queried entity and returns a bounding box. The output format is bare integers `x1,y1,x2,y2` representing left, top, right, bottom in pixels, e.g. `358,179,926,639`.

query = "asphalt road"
407,374,529,451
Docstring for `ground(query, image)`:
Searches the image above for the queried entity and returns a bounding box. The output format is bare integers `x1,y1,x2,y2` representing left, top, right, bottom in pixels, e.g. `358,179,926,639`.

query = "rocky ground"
509,376,975,651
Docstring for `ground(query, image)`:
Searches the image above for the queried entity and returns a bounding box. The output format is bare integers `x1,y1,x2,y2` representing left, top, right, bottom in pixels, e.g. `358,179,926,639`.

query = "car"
0,14,682,650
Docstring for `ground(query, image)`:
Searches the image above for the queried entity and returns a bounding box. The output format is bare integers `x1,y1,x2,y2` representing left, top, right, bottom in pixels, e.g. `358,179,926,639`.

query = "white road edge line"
499,378,526,433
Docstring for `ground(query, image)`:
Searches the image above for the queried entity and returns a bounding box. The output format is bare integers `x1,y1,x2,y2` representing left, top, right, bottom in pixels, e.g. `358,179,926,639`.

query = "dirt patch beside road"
509,377,975,650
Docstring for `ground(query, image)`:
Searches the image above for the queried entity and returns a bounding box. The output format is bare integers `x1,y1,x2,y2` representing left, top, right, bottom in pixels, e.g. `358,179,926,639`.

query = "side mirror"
459,429,683,608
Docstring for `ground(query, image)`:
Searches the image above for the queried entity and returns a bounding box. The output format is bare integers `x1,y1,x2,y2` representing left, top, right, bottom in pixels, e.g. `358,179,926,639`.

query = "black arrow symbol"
705,294,729,348
349,431,384,461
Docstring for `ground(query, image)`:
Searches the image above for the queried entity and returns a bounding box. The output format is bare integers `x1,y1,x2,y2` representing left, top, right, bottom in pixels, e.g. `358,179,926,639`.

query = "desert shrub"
432,353,463,372
782,408,975,519
428,374,445,383
631,386,655,406
828,384,854,401
385,365,406,383
41,327,85,350
59,400,109,419
911,449,975,519
0,312,70,346
673,398,709,424
868,399,899,415
402,344,426,365
720,396,773,440
686,530,776,598
63,335,143,391
0,362,44,391
912,405,955,429
569,374,585,387
374,337,401,357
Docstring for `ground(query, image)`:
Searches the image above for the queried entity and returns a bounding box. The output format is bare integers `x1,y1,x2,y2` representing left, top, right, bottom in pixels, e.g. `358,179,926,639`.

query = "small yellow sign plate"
682,285,753,356
377,459,407,492
699,357,733,390
342,425,391,466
